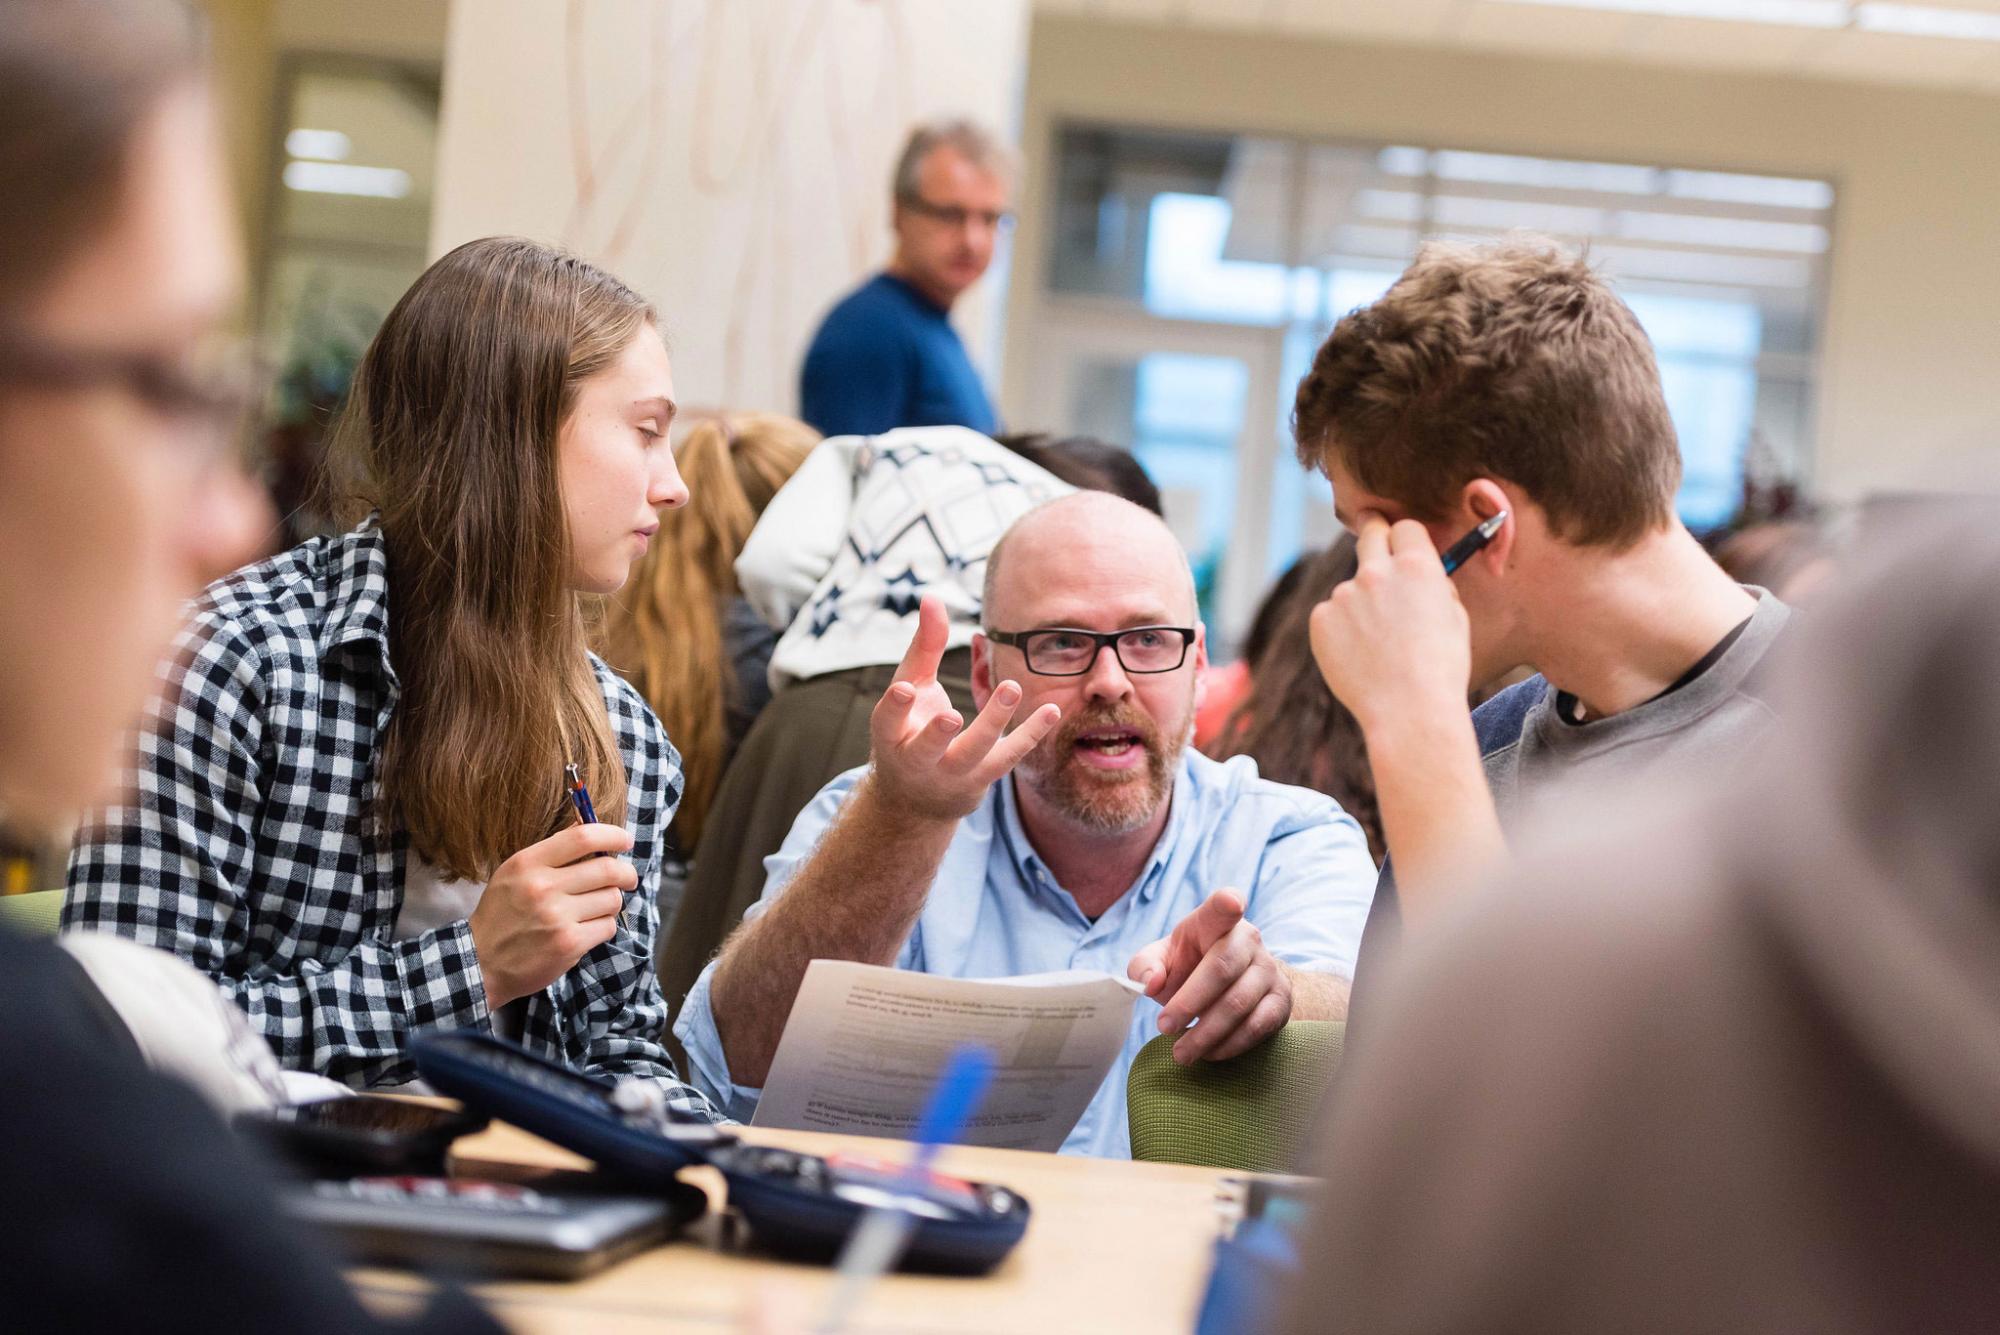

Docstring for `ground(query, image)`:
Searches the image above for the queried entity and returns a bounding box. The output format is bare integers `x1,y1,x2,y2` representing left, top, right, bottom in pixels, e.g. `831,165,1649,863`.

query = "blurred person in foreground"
1281,511,2000,1334
0,1,498,1329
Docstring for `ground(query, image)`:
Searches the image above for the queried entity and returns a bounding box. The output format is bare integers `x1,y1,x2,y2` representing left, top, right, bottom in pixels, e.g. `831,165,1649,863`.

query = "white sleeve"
735,436,860,633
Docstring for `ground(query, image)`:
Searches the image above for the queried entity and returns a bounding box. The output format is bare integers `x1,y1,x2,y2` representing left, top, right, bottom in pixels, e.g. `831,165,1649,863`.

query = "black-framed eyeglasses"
0,328,267,468
900,195,1015,233
986,625,1196,677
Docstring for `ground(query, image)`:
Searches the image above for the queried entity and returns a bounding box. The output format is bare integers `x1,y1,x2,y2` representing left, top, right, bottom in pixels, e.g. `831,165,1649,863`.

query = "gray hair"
892,118,1015,204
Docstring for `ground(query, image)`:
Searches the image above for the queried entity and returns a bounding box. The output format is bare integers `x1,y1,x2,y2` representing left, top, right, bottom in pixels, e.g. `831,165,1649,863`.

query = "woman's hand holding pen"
469,824,638,1008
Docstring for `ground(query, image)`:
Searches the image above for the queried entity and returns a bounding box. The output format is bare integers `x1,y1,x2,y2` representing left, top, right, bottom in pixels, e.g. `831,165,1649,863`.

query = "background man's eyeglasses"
986,626,1195,677
900,195,1015,233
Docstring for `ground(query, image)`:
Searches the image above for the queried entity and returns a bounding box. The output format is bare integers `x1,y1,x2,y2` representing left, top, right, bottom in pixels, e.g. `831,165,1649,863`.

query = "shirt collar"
994,758,1190,908
316,516,398,689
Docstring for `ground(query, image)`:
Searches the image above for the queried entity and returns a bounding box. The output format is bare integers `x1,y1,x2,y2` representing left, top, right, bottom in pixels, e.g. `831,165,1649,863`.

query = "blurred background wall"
190,0,2000,637
428,0,1030,420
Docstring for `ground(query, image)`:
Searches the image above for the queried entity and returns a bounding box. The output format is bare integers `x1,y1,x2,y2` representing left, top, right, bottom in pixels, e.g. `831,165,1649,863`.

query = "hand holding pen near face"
1309,510,1504,733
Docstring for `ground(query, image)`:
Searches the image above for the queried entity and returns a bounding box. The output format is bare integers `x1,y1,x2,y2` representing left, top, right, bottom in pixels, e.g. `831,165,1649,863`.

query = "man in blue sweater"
799,120,1010,438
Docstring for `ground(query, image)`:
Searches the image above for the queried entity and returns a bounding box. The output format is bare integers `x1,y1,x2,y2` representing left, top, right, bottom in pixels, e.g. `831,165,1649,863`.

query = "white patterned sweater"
736,427,1073,688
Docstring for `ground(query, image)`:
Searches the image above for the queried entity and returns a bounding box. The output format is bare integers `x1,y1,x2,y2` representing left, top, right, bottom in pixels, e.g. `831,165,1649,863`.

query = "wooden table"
350,1121,1242,1334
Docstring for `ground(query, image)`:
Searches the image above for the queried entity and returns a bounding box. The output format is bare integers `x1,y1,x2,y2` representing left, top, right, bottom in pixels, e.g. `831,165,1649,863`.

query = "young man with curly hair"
1294,239,1793,987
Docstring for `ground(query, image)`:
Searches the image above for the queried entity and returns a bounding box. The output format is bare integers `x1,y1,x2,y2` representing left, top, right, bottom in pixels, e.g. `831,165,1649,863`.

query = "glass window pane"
1069,353,1249,624
1046,123,1831,592
1143,194,1291,324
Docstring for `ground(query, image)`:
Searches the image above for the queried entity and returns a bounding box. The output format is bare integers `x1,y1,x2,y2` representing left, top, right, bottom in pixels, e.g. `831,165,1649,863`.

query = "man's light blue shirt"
674,750,1377,1158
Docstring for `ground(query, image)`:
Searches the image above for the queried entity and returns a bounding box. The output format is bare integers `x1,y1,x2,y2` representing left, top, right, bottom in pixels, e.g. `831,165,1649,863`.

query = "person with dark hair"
1711,518,1837,604
1193,552,1311,750
1209,538,1384,863
798,119,1013,438
994,431,1164,515
0,1,500,1329
1280,512,2000,1334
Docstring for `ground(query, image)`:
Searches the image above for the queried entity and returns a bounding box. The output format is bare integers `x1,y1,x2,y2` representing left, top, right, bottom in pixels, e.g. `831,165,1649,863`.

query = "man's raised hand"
867,595,1060,822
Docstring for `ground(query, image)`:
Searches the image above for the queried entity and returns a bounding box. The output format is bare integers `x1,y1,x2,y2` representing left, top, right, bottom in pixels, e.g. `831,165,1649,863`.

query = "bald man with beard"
676,493,1377,1156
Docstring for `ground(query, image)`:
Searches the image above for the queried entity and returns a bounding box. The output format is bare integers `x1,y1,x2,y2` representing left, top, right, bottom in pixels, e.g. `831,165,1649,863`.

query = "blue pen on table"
1439,509,1508,576
564,762,627,930
817,1045,998,1333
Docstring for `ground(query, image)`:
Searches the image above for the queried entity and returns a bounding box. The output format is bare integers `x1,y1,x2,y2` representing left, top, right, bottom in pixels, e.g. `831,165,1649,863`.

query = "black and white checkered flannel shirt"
64,520,721,1117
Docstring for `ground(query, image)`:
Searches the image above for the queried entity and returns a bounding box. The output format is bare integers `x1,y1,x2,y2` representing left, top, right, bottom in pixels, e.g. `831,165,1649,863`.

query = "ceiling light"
1485,0,1849,26
1592,242,1813,288
1615,210,1831,252
1377,146,1431,177
282,161,411,199
1854,3,2000,40
1352,189,1426,223
1433,194,1609,233
1664,170,1835,211
1433,149,1659,195
284,128,350,161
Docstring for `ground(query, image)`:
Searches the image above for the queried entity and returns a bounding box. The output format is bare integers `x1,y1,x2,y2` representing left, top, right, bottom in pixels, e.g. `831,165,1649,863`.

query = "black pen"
565,762,627,929
1440,510,1508,576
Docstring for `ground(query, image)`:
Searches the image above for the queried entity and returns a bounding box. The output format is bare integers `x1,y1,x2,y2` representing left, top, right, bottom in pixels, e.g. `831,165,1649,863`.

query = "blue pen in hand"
565,762,627,930
820,1045,998,1332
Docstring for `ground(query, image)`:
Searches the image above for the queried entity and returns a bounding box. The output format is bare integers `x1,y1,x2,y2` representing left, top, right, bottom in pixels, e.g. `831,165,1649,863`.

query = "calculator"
410,1030,1032,1274
285,1175,694,1279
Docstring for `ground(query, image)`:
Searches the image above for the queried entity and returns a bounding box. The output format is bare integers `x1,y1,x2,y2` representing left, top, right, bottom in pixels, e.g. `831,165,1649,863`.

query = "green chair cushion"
0,888,66,937
1127,1019,1345,1173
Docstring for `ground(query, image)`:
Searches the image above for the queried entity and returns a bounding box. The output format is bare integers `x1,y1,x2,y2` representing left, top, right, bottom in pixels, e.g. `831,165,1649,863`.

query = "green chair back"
0,888,65,937
1127,1020,1345,1173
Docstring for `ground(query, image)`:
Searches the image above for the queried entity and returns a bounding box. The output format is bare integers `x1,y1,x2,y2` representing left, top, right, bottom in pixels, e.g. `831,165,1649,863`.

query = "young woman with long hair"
67,234,717,1114
599,413,818,856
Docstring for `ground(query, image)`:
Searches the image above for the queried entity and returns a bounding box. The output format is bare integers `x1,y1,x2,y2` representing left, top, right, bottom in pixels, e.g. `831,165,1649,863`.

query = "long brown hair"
1210,536,1385,862
328,236,650,880
598,413,818,850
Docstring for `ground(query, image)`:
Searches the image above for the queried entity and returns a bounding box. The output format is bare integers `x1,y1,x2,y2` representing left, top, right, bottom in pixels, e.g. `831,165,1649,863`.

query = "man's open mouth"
1072,726,1147,764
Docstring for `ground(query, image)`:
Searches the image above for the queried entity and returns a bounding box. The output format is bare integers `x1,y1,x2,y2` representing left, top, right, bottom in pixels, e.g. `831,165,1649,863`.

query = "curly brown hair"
1293,238,1681,550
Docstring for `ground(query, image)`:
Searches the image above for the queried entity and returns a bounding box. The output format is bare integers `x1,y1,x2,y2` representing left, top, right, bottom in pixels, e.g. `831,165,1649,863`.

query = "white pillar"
431,0,1030,420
